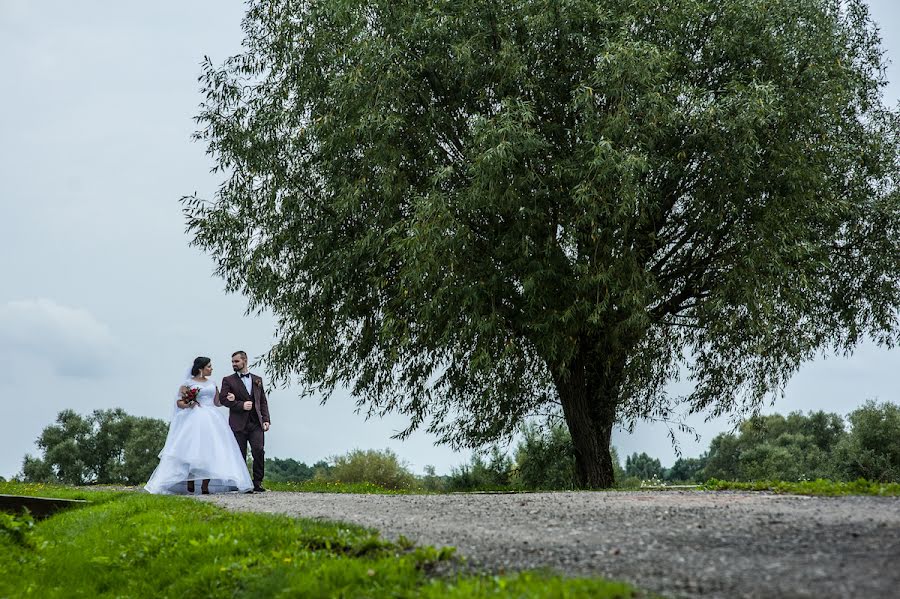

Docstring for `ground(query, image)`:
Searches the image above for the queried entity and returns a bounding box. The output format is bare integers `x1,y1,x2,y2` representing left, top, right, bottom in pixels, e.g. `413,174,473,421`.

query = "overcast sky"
3,1,898,479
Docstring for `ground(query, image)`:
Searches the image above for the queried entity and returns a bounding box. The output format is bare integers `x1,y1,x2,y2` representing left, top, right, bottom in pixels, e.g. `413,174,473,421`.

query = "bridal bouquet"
182,387,200,406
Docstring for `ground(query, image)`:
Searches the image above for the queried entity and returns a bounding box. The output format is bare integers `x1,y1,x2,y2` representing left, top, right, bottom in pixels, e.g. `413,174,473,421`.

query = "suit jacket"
220,372,271,433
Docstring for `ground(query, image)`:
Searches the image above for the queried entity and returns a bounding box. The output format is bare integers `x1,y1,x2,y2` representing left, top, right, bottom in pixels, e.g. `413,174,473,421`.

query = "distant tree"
625,452,664,480
27,410,93,485
703,432,742,481
265,457,317,482
703,411,847,481
20,409,167,485
20,455,56,484
186,0,900,487
832,401,900,482
665,456,708,483
121,420,169,485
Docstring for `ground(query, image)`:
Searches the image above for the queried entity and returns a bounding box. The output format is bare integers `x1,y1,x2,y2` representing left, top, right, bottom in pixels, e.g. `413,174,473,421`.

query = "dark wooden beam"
0,494,89,520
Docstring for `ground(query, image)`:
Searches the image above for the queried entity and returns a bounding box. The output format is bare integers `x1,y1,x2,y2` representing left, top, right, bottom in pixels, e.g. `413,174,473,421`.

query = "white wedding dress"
145,377,253,494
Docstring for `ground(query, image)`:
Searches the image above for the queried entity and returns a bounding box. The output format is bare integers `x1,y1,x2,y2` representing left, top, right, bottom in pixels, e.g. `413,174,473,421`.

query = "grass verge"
1,482,641,598
264,480,410,494
700,478,900,496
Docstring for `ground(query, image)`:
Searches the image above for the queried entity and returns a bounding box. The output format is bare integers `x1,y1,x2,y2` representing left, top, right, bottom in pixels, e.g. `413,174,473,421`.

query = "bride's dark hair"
191,356,211,376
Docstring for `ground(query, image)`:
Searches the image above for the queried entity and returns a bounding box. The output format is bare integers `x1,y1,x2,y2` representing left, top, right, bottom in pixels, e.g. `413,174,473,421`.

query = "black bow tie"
239,373,250,378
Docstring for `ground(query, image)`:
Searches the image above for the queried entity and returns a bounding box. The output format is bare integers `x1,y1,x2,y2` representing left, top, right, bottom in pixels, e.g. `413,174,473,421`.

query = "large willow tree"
185,0,900,487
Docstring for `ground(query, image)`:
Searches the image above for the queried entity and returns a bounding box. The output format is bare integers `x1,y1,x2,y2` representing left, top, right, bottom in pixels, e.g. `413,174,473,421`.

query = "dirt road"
200,490,900,598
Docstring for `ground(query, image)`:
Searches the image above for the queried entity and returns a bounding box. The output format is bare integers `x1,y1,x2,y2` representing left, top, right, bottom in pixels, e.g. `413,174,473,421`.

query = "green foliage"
265,457,332,482
446,447,515,491
514,419,625,489
185,0,900,489
420,465,446,492
0,488,638,597
21,455,56,484
0,511,35,549
322,448,417,490
625,452,663,480
703,411,848,482
515,419,578,490
264,480,407,494
832,401,900,482
0,481,122,504
665,456,708,483
21,409,168,485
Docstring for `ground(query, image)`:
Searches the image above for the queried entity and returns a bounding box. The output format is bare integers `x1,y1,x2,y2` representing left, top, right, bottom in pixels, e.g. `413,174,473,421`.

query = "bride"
145,356,253,494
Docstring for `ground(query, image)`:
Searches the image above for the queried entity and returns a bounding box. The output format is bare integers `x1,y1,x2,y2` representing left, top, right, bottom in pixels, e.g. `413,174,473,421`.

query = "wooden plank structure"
0,494,89,520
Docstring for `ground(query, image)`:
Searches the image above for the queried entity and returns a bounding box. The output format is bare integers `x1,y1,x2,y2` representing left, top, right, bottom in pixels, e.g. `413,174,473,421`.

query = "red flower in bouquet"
182,386,200,406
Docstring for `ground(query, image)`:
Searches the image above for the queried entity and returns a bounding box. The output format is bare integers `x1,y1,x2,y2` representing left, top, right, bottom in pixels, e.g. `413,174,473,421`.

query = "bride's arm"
175,385,190,409
214,386,222,407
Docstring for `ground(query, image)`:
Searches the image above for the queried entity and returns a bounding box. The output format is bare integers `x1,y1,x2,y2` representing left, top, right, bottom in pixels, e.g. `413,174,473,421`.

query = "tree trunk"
554,348,620,489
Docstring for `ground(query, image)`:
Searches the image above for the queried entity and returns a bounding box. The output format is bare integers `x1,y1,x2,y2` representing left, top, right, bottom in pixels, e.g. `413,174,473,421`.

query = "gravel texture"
198,490,900,598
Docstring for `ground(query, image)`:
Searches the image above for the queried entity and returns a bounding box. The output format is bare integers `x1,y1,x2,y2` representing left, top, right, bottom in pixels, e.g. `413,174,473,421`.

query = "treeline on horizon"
13,400,900,490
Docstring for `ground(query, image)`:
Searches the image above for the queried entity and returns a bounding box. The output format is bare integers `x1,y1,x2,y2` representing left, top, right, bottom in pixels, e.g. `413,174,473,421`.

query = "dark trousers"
234,417,265,486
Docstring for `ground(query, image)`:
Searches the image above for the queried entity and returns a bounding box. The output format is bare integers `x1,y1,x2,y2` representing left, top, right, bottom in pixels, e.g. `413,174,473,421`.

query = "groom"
221,350,271,492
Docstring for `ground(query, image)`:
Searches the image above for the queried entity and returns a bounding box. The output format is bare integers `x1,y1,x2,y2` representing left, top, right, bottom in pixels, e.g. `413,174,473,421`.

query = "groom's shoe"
253,485,266,492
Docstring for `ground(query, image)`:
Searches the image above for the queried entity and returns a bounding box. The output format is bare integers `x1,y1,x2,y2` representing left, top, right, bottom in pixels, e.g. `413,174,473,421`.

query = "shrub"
515,420,577,490
420,465,446,492
446,447,513,491
322,448,417,490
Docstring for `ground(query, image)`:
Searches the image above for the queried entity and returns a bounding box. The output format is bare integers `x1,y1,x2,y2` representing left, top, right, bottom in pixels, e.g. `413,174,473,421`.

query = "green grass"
0,483,640,598
265,480,412,494
700,478,900,496
0,481,123,504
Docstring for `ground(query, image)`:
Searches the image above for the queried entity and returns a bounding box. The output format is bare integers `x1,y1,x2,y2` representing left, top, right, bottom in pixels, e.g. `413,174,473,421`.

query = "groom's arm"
259,380,271,426
219,377,241,411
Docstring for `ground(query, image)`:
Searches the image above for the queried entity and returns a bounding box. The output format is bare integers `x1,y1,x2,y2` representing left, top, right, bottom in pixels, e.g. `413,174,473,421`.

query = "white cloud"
0,298,118,377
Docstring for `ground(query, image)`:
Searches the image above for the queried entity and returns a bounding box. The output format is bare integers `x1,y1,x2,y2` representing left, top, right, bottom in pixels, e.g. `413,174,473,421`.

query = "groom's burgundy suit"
220,372,270,489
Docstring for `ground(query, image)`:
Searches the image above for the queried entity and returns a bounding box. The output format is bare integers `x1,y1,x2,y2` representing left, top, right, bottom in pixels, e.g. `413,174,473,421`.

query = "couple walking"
145,351,270,495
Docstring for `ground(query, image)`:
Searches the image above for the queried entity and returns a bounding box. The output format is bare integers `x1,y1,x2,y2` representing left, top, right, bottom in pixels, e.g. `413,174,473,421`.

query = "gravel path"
199,490,900,598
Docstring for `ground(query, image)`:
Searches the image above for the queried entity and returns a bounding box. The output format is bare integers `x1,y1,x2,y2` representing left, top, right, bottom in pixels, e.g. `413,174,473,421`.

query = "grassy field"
700,478,900,496
264,480,413,494
0,482,640,598
270,477,900,496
